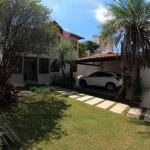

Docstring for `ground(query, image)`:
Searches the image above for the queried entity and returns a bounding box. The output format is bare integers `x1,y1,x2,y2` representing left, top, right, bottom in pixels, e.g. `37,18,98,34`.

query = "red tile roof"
53,20,84,40
77,52,121,62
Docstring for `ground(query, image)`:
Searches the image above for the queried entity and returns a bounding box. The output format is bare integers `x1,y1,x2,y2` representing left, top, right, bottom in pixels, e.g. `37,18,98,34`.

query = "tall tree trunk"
70,62,73,87
61,67,65,84
136,61,140,79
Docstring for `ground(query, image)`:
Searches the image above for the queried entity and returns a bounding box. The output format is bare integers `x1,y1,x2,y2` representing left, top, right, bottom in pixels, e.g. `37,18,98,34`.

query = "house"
10,21,84,86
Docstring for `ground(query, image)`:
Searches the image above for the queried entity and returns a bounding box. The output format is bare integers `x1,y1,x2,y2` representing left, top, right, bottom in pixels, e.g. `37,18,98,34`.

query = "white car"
79,71,122,92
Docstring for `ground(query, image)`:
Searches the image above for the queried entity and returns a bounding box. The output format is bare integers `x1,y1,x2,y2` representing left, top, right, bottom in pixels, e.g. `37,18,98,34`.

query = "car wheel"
105,83,116,92
79,80,87,87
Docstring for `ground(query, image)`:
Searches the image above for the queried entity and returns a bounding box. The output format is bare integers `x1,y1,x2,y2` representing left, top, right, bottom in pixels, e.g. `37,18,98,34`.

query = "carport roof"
77,52,121,62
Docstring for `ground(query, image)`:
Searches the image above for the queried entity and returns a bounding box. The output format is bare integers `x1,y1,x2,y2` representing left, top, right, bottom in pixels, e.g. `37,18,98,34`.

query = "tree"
100,0,150,79
55,41,78,84
78,42,87,58
86,40,99,54
0,0,58,73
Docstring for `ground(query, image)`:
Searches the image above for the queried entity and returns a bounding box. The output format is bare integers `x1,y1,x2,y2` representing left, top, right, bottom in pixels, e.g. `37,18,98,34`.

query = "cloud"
94,5,113,23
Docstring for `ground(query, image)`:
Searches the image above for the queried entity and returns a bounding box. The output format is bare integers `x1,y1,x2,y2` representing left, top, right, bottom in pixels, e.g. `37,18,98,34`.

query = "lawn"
9,93,150,150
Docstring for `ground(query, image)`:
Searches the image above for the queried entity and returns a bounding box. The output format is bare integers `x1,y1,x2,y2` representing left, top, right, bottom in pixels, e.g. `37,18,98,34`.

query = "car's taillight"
115,77,121,81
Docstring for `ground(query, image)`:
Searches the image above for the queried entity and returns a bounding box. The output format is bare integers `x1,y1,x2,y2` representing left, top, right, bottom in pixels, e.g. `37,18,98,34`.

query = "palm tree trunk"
70,62,73,87
61,67,65,84
136,61,140,79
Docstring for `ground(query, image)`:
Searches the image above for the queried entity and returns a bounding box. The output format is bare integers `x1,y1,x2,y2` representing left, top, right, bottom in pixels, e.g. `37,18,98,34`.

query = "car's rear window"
116,74,121,77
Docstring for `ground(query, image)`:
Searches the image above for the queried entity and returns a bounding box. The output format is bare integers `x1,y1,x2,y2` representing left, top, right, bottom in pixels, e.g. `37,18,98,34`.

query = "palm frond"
100,0,150,69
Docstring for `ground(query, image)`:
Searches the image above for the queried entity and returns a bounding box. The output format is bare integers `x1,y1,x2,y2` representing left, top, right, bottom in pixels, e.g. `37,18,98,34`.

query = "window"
89,72,114,77
39,58,49,74
71,40,77,50
100,72,114,77
89,72,99,77
50,59,59,72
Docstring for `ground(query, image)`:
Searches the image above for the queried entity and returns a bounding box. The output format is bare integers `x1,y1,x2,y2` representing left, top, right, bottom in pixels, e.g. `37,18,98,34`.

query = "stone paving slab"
85,98,104,105
61,92,69,95
110,103,128,114
18,91,35,96
69,95,80,98
144,110,150,122
77,93,86,96
97,100,115,109
126,108,142,119
57,89,71,92
76,95,93,101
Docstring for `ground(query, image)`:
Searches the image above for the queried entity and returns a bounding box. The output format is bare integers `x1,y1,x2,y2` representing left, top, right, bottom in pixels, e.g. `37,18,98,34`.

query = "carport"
76,52,123,78
74,52,123,96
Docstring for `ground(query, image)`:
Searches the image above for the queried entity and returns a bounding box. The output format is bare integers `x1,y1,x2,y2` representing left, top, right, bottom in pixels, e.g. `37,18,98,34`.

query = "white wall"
78,62,100,77
38,74,50,84
140,67,150,88
77,60,123,78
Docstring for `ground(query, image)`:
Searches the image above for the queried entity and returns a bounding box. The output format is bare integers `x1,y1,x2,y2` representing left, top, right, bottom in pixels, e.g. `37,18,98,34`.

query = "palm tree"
100,0,150,78
56,41,78,84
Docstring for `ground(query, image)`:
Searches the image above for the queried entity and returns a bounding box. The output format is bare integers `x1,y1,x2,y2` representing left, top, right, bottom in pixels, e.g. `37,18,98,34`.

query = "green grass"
9,93,150,150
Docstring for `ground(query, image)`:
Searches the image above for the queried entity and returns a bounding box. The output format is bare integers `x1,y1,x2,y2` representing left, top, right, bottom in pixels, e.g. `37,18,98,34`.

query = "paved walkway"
54,87,150,123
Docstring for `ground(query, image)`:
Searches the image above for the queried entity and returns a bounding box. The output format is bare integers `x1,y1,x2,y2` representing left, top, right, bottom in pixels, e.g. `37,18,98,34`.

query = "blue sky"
40,0,114,41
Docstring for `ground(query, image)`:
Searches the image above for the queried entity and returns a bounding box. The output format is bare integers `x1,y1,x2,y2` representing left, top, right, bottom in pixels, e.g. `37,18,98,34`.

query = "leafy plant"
50,75,64,86
25,83,56,94
34,87,56,94
0,114,20,149
50,74,76,87
117,70,131,98
0,73,18,108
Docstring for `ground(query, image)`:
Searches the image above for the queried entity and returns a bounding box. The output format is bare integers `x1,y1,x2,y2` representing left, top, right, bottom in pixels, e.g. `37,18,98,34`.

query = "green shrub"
0,114,20,149
0,73,18,108
34,86,56,94
50,75,64,86
50,74,76,87
25,83,56,94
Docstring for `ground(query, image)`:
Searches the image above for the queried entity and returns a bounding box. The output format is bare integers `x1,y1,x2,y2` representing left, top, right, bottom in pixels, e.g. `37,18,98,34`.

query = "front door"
24,57,37,83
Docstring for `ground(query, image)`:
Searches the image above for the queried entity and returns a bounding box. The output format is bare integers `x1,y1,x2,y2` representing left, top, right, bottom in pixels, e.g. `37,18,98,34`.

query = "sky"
40,0,114,42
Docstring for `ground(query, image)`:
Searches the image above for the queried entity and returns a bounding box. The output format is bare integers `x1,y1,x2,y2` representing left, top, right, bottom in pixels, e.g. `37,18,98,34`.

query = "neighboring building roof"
77,52,121,62
53,20,85,40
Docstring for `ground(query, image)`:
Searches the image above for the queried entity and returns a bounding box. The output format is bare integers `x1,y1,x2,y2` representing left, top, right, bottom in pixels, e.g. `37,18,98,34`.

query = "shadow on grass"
9,95,71,150
128,119,150,138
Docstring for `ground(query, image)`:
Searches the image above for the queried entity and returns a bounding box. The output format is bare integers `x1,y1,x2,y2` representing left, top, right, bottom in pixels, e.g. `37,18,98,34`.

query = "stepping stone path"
76,95,93,101
18,91,35,96
69,95,80,98
110,103,128,114
54,86,150,122
144,110,150,122
126,108,142,119
85,98,104,105
97,100,115,109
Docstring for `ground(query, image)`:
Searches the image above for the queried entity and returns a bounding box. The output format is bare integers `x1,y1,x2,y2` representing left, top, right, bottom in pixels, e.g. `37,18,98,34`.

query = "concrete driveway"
74,83,118,97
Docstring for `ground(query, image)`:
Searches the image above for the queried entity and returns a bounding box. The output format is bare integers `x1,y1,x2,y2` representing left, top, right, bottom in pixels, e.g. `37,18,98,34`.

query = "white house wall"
140,67,150,108
140,67,150,88
78,62,99,77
